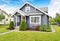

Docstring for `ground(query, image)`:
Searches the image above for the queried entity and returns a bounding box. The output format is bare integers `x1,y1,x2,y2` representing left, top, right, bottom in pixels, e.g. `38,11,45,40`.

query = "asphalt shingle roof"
39,7,48,13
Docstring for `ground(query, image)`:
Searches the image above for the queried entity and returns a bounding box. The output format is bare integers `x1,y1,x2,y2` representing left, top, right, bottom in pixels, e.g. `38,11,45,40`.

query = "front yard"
0,25,9,33
0,25,60,41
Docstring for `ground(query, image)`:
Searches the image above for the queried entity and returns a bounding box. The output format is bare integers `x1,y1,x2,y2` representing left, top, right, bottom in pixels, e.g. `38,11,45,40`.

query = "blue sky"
0,0,50,8
0,0,60,18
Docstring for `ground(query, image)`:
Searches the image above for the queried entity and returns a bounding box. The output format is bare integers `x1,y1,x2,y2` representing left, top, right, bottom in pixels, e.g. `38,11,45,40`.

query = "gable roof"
39,7,48,13
0,9,9,17
13,2,49,16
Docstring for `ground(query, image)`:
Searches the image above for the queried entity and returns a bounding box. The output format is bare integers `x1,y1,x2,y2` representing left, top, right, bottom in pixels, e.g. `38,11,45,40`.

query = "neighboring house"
13,2,49,29
0,9,11,24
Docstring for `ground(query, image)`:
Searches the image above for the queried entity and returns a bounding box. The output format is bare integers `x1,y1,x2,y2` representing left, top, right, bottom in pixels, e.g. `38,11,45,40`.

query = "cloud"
48,0,60,18
0,0,35,15
0,4,17,14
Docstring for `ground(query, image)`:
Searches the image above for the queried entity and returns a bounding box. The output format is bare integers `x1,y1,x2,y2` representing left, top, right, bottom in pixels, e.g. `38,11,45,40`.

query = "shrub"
39,25,45,31
46,25,52,32
39,24,52,32
19,21,27,31
9,21,14,29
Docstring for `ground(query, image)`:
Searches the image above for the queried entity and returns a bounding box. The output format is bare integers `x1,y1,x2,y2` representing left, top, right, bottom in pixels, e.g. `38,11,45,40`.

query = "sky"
48,0,60,18
0,0,60,18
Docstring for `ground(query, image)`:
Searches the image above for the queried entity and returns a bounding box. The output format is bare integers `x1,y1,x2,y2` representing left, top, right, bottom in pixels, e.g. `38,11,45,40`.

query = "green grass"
0,25,9,33
0,25,60,41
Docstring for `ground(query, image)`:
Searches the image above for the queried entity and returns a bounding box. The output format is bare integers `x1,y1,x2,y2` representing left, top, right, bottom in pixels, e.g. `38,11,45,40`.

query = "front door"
17,16,21,26
14,15,21,27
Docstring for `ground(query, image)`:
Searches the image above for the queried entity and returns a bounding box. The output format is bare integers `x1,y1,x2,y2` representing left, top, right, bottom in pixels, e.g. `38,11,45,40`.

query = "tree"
49,17,55,25
0,14,5,21
9,21,14,29
19,21,27,31
55,14,60,25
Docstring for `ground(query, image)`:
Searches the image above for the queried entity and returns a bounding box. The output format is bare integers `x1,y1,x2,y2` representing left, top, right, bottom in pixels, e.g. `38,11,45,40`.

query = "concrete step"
15,26,19,30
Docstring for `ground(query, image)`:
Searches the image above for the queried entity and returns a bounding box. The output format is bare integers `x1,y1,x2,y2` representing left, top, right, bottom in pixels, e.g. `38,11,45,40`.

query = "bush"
19,21,27,31
39,25,46,31
46,25,52,32
39,25,44,31
9,21,14,29
39,25,52,32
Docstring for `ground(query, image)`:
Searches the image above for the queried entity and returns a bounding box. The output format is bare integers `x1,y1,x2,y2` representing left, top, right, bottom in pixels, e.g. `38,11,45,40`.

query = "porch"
14,14,40,30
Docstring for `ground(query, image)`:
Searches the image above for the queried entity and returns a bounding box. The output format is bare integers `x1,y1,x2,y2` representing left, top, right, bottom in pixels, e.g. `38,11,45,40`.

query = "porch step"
15,26,19,30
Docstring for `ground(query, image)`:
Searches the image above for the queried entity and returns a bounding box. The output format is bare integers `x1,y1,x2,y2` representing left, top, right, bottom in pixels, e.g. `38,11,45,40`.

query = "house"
13,2,49,29
0,9,11,24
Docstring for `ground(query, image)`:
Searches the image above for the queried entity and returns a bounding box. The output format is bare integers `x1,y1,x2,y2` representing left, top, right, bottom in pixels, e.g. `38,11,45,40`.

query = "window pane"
30,16,40,24
31,17,33,23
34,17,36,23
17,17,19,22
36,17,39,23
25,6,30,12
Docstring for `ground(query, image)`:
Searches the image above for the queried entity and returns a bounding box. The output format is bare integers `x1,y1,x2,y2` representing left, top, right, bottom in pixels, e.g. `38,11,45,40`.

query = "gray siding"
14,13,49,28
41,14,48,25
41,15,43,25
26,15,41,29
26,14,49,29
20,4,42,13
13,3,49,29
14,13,21,27
47,16,49,24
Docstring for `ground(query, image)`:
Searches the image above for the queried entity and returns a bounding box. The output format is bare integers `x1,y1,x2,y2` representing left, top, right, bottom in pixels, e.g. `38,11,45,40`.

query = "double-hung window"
25,6,30,12
30,16,41,24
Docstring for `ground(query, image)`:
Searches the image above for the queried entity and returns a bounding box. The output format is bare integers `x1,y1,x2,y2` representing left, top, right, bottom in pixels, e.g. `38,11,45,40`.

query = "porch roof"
13,9,27,16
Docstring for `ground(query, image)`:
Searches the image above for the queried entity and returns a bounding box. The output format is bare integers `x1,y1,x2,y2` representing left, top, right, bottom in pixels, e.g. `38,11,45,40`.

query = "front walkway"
0,30,15,35
51,25,56,32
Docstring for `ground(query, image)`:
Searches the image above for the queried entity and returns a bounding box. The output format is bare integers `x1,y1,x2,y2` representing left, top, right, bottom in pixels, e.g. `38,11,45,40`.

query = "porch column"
21,16,23,21
14,15,15,27
16,16,17,27
21,16,26,22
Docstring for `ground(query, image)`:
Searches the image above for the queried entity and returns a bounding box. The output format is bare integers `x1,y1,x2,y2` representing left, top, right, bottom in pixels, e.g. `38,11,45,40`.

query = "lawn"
0,25,9,33
0,25,60,41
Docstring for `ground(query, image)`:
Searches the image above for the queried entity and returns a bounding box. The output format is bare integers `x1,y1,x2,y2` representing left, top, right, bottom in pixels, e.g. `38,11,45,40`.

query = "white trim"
18,10,26,16
27,13,42,15
17,16,20,22
16,16,17,27
19,2,49,16
12,2,49,16
12,10,27,16
25,17,26,22
25,6,30,12
30,16,41,24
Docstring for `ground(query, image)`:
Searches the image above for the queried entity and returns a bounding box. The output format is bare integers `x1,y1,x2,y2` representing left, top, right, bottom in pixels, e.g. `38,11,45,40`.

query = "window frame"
25,6,30,12
30,16,41,24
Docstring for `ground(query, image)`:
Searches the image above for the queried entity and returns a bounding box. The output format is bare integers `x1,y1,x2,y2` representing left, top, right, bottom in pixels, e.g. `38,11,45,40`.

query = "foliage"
9,21,14,29
0,14,5,21
39,25,51,32
19,21,27,31
49,17,55,25
0,25,9,33
55,14,60,25
39,25,45,31
0,26,60,41
45,25,52,32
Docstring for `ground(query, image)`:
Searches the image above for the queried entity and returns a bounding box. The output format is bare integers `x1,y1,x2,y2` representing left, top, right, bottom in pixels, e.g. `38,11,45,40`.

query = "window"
17,17,19,22
30,16,41,24
6,19,8,21
25,6,30,12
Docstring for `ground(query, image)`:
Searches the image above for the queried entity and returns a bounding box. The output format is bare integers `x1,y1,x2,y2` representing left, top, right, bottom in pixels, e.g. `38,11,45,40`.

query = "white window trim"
30,16,41,24
25,6,30,12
